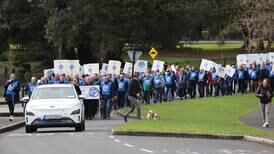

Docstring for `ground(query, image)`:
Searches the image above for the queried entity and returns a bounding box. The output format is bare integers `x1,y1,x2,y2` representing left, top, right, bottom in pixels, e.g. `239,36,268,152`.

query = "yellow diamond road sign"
149,48,158,59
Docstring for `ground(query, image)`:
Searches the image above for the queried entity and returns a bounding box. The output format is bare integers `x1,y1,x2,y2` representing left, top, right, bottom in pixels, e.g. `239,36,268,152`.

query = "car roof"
37,84,73,89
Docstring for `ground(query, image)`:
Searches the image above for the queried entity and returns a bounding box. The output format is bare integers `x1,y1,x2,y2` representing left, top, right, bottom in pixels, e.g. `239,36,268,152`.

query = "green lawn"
115,94,274,137
182,43,243,51
122,52,235,67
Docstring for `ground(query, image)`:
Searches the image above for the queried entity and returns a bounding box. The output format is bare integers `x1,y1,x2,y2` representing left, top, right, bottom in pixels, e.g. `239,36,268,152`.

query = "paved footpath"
241,104,274,134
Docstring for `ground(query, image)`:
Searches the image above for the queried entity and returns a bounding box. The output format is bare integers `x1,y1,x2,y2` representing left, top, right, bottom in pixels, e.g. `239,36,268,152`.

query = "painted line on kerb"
114,139,122,143
140,148,155,153
124,143,134,148
109,135,115,139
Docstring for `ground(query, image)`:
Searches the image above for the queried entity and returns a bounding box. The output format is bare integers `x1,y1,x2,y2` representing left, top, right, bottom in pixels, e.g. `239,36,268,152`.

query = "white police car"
23,84,85,133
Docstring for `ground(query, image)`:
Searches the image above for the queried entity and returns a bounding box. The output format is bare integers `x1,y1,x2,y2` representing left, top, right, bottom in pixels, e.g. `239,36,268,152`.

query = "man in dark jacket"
3,74,20,121
123,74,141,122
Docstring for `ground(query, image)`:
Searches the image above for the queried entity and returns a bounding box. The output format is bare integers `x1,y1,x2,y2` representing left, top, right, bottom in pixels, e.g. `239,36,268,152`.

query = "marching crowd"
3,61,274,123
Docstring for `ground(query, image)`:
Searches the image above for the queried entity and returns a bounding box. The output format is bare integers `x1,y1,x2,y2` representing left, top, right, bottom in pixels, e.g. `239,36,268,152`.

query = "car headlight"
26,111,35,116
71,109,80,115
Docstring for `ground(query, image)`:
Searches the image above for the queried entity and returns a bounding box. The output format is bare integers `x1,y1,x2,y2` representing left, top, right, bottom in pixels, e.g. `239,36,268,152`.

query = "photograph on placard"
108,60,121,75
151,60,164,72
134,60,148,73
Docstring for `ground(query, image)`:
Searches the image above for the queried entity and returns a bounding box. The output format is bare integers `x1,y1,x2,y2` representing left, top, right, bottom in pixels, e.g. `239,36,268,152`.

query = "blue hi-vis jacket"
164,75,173,86
153,76,163,88
198,72,206,82
26,82,38,97
189,70,198,81
250,69,259,80
118,79,127,92
270,70,274,78
237,69,246,80
100,81,112,96
5,80,19,95
212,72,218,81
142,77,153,91
177,71,187,87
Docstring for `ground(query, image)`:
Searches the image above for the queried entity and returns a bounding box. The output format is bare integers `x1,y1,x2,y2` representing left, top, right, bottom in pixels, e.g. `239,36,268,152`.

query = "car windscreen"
31,87,76,99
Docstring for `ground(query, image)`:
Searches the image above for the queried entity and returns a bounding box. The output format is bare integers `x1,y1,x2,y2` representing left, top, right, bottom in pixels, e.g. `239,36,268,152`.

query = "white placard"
246,54,259,66
101,63,109,74
84,63,99,75
134,60,148,73
123,62,132,73
225,65,236,77
258,54,267,65
237,54,247,67
200,59,214,71
67,60,80,76
216,65,226,78
268,52,274,63
80,85,100,100
152,60,165,71
108,60,121,75
54,60,68,75
44,68,54,76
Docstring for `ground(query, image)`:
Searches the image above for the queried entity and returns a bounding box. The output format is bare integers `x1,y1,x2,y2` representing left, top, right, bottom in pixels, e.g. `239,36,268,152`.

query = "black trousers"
5,94,16,116
198,81,205,97
189,80,197,98
144,90,151,104
238,79,246,94
117,93,126,108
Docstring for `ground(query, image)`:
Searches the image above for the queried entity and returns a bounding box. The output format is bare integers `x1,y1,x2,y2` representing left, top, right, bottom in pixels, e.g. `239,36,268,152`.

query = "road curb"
112,130,274,147
112,130,243,140
0,121,25,134
243,135,274,147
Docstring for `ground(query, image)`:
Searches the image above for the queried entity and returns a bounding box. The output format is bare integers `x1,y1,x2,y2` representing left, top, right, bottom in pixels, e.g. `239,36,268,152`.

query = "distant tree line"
0,0,273,65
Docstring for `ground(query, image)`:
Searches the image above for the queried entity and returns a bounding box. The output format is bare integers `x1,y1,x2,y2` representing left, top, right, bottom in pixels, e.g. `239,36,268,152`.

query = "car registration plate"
44,115,62,120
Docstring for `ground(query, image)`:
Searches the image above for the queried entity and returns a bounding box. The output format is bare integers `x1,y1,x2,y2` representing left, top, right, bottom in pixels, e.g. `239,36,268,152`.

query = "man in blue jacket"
3,74,20,121
117,74,128,108
100,76,114,120
25,77,38,97
189,67,198,98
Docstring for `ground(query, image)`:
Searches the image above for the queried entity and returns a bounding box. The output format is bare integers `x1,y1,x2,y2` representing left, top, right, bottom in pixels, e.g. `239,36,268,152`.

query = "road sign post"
127,50,142,77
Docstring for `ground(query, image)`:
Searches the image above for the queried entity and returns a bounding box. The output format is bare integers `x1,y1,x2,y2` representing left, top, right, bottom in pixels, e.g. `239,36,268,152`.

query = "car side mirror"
22,96,30,102
79,95,85,99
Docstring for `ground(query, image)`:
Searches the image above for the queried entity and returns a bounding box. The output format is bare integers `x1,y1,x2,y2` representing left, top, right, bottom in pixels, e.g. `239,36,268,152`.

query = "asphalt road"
0,115,274,154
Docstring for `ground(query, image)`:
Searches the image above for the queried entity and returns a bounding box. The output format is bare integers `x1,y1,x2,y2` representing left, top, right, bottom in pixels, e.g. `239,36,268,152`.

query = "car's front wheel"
75,121,85,132
25,126,37,133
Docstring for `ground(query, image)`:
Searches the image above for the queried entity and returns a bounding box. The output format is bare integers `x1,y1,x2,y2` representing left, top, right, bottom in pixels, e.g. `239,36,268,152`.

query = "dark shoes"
123,115,128,122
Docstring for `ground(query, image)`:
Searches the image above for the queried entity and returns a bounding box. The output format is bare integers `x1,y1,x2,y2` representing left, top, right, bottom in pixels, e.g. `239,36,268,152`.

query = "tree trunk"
266,33,272,51
58,37,63,60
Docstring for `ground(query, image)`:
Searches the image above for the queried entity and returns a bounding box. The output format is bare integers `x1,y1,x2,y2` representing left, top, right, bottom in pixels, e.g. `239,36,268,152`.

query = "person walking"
256,79,273,127
3,74,20,121
123,74,141,122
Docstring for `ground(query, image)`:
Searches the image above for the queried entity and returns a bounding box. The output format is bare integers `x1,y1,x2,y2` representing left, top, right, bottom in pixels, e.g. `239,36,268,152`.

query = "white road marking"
140,148,155,153
7,133,23,137
69,133,74,136
87,132,94,136
109,135,115,139
36,133,41,136
114,139,121,143
123,143,134,148
162,150,168,153
219,149,232,154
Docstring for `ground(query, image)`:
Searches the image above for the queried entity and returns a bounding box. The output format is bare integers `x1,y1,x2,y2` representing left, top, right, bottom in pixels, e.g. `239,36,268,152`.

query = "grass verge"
115,94,274,138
